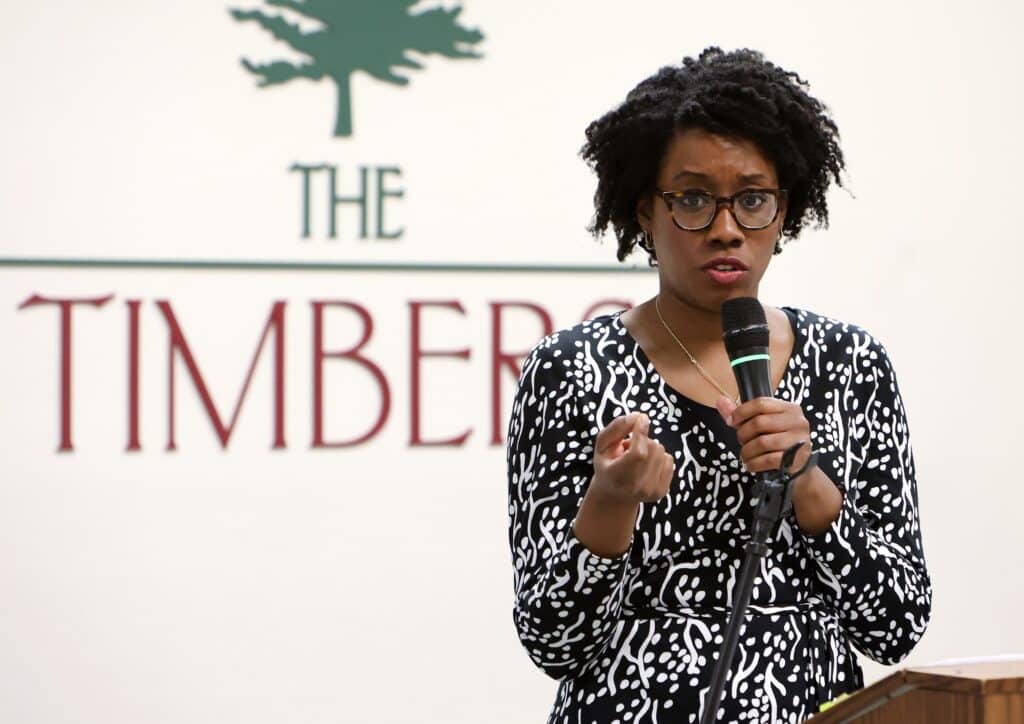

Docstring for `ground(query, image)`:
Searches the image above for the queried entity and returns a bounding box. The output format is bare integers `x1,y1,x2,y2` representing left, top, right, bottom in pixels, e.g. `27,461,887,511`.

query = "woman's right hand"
574,412,674,557
590,412,675,504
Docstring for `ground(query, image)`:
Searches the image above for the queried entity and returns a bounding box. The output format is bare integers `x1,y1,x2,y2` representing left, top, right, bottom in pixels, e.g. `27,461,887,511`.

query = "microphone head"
721,297,769,359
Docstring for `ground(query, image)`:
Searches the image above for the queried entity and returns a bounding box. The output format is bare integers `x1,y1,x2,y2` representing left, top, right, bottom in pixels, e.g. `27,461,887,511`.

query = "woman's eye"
738,192,767,209
678,193,709,209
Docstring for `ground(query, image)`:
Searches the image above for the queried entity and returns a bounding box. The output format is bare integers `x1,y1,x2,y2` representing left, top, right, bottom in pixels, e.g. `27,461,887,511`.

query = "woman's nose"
706,204,744,247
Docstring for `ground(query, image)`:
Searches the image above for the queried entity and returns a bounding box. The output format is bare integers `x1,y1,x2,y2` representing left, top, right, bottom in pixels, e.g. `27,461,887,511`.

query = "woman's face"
638,127,787,312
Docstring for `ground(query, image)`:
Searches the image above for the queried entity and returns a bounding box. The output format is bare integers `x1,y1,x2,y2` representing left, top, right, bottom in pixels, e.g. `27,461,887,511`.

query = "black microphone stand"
698,442,817,724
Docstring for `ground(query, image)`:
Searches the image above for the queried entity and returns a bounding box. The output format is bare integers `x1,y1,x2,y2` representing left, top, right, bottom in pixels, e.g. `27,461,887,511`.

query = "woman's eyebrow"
671,170,711,181
670,170,772,183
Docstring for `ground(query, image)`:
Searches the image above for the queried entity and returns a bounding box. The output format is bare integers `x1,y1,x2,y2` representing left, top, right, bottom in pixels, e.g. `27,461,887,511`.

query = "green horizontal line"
0,257,655,274
730,353,771,367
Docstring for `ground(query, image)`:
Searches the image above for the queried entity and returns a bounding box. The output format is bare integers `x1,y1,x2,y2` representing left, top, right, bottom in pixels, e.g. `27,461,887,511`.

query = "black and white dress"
506,307,932,723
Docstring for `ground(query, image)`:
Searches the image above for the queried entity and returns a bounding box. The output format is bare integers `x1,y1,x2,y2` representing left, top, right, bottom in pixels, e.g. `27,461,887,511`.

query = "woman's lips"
704,268,748,285
701,257,749,286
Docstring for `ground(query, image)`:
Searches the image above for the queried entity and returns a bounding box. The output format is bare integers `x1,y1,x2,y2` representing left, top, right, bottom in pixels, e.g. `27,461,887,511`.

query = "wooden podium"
806,660,1024,723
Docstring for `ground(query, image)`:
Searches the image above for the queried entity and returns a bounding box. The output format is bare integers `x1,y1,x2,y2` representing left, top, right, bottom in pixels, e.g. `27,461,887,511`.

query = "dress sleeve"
506,340,632,680
800,338,933,665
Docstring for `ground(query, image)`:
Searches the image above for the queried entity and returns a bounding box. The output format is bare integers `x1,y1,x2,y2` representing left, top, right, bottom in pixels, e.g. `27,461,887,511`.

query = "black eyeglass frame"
656,188,788,231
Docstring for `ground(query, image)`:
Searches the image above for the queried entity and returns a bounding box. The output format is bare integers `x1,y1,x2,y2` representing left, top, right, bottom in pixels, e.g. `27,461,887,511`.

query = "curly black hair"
581,47,845,263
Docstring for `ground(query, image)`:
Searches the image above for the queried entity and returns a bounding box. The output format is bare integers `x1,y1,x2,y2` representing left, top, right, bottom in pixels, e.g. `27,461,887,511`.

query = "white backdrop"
2,1,1023,722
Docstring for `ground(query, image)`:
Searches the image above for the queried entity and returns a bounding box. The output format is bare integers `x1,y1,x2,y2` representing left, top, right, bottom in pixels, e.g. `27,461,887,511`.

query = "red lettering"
126,299,142,451
18,293,114,452
409,301,471,446
489,301,553,445
311,301,390,447
157,300,286,451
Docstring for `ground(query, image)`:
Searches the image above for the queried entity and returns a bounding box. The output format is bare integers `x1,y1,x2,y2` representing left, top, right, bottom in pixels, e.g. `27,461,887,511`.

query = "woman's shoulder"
516,313,633,394
782,306,899,386
783,306,889,354
524,312,628,363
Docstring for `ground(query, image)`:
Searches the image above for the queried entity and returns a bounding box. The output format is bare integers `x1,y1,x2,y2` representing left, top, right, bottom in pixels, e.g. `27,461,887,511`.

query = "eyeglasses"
657,188,787,231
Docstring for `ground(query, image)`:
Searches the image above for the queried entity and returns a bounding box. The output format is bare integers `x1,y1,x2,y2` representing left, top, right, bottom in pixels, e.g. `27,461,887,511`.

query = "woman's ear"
635,196,653,231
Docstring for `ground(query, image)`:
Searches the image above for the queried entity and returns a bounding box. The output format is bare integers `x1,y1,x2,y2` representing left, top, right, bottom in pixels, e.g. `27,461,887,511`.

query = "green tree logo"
230,1,485,138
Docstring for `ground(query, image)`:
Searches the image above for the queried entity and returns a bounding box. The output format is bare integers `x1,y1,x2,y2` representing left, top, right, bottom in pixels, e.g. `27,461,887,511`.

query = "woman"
506,48,931,723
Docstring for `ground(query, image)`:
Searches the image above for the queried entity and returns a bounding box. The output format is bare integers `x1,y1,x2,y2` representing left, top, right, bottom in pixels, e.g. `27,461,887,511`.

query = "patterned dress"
506,307,932,723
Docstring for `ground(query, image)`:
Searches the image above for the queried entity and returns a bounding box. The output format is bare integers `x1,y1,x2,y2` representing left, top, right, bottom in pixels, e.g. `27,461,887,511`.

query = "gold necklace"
654,296,741,406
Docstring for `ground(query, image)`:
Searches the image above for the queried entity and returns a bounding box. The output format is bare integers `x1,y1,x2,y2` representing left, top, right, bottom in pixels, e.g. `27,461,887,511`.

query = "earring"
773,235,784,255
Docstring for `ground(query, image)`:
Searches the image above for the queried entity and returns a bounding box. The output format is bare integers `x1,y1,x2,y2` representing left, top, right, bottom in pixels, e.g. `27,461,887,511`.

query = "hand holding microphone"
716,396,813,476
717,297,839,534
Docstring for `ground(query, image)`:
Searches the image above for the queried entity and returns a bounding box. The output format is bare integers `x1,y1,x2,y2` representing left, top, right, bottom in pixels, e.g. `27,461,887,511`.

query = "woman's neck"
652,291,744,350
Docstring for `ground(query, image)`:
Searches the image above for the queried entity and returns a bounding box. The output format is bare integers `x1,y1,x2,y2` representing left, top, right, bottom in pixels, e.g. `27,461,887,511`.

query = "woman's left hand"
715,395,843,534
714,396,812,475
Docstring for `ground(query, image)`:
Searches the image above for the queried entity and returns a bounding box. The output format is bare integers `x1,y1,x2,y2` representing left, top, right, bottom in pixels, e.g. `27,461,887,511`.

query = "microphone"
721,297,772,402
700,296,785,724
